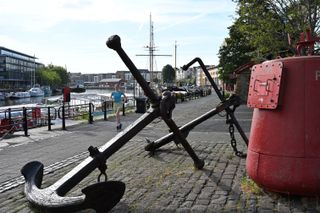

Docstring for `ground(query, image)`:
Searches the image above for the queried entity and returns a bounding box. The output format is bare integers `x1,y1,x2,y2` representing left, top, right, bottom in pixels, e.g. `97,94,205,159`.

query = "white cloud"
0,0,235,31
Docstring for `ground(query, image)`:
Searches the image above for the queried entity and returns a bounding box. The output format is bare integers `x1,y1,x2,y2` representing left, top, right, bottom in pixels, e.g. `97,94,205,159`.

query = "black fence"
0,99,130,138
0,106,57,137
0,91,211,139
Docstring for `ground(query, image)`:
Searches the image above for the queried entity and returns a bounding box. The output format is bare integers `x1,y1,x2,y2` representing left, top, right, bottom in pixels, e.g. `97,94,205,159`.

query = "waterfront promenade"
0,94,319,212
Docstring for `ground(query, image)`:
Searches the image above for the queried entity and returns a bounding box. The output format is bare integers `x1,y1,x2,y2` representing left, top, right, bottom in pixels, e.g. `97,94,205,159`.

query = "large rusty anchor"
145,57,248,157
20,35,204,212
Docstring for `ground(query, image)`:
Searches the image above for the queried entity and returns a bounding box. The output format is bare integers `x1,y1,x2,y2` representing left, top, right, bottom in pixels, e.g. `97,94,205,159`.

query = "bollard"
62,104,66,130
103,101,108,121
8,108,11,122
122,102,125,116
22,107,29,137
47,107,51,131
88,103,93,124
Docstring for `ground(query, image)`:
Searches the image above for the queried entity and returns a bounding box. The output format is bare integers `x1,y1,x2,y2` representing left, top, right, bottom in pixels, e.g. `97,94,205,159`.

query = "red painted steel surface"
246,56,320,195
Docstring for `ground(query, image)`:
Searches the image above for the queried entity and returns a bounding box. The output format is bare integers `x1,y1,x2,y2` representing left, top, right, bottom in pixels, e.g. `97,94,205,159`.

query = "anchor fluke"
21,161,85,210
81,181,126,213
21,161,125,212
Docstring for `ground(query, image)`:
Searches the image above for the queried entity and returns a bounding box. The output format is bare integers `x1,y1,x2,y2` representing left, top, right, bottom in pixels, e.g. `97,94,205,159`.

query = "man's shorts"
113,102,123,111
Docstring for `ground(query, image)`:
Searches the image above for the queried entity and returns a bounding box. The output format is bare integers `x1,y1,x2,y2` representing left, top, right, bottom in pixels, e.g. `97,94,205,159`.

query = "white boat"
11,91,31,99
5,92,14,99
0,92,5,101
29,85,44,97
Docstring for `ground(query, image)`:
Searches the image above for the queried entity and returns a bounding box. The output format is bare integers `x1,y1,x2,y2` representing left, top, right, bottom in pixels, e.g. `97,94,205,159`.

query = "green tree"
218,20,254,84
47,64,70,86
162,64,176,84
218,0,320,85
36,64,69,89
235,0,320,58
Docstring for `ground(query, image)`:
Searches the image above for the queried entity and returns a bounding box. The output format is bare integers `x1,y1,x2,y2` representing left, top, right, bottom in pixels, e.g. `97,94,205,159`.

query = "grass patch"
226,152,234,160
241,176,263,195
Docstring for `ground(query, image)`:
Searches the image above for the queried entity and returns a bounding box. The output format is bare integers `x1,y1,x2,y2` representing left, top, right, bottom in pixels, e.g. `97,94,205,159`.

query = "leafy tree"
266,0,320,35
218,20,254,84
218,0,320,85
47,64,70,86
236,0,292,59
36,65,69,89
162,64,176,84
235,0,320,58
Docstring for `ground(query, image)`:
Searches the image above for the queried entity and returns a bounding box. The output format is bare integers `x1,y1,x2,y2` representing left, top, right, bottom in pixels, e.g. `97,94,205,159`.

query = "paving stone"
198,191,213,200
257,209,274,213
210,195,228,204
215,190,229,195
180,201,194,208
206,204,225,212
195,199,211,206
259,197,275,210
186,192,198,201
176,208,192,213
225,199,238,209
191,205,208,212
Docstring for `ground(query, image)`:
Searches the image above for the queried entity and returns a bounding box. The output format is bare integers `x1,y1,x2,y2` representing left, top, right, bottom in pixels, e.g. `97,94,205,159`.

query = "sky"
0,0,237,74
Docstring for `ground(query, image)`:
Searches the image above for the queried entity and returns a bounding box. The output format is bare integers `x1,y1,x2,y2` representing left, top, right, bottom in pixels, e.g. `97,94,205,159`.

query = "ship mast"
149,13,154,77
136,13,171,82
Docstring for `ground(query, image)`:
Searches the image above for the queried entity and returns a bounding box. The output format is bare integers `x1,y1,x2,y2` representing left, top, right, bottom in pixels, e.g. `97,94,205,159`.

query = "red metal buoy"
247,30,320,195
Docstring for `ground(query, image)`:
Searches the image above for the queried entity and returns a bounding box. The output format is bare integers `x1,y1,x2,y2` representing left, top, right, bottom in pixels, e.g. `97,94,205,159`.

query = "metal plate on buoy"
247,61,283,109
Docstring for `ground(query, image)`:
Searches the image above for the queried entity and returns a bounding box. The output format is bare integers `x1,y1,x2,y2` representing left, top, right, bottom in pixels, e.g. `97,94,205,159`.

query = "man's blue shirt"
111,91,124,103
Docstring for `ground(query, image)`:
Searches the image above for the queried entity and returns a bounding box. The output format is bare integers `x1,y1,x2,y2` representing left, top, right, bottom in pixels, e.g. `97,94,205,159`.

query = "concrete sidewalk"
0,94,319,212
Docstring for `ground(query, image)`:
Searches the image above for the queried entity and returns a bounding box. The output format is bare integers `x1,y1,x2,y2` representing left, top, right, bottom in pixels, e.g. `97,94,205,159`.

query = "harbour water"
0,89,134,108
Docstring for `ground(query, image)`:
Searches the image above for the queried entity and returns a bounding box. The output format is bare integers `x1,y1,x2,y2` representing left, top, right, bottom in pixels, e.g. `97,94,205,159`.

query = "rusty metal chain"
226,109,247,158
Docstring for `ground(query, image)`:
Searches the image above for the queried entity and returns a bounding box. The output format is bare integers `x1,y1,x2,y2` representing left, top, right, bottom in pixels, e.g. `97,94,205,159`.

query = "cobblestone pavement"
0,94,319,212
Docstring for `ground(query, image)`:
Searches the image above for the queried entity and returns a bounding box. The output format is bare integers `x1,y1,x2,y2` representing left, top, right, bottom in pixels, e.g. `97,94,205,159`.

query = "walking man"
111,84,127,130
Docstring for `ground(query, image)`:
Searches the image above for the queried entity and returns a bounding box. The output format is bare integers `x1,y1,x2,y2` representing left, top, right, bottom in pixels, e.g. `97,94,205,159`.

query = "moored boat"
70,85,86,93
0,92,5,101
29,84,44,97
11,91,31,99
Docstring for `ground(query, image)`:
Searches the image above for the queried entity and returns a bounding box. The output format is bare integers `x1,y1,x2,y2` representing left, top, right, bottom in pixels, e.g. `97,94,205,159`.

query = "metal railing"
0,93,208,139
0,106,57,137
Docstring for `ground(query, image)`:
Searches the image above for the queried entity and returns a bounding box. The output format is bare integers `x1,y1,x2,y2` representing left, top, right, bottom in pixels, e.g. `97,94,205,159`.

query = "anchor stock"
145,57,248,155
145,95,242,153
184,58,249,146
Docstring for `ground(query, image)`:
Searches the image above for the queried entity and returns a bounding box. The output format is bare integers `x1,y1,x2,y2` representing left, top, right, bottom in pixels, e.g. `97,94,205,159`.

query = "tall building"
0,47,43,90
